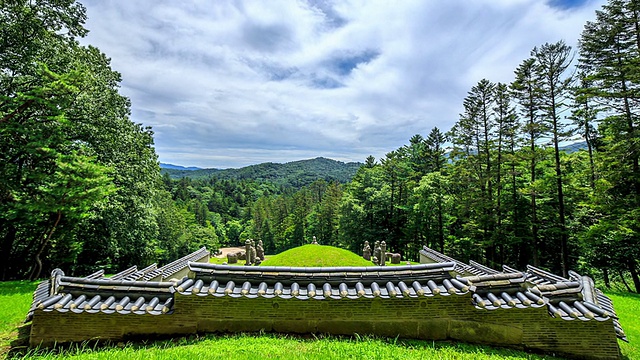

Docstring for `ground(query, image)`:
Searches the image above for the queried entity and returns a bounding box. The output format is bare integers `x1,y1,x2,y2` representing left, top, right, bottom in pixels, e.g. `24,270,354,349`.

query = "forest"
1,0,639,293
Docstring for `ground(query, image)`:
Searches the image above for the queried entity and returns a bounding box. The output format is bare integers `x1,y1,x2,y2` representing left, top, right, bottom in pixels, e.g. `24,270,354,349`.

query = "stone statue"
379,241,387,266
257,240,265,261
245,239,252,265
312,236,318,245
391,253,401,264
227,253,238,264
362,241,371,261
373,241,381,264
250,239,257,264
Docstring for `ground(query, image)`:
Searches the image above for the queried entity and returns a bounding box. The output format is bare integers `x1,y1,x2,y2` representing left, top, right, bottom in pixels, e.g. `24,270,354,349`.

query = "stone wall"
30,292,620,359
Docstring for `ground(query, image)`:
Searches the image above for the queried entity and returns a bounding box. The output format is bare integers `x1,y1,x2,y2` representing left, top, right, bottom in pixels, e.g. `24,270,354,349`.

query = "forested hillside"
2,0,639,294
162,157,362,188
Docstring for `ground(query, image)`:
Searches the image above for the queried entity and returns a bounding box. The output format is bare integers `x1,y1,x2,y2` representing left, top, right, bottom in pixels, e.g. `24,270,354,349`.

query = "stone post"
245,239,252,265
373,240,380,263
380,241,386,266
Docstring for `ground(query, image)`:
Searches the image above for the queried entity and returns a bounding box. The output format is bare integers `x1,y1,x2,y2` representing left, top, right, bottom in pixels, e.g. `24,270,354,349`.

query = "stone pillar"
245,239,252,265
380,241,386,266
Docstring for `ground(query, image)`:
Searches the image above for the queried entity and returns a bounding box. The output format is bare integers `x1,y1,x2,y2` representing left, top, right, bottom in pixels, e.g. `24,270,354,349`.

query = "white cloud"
80,0,606,168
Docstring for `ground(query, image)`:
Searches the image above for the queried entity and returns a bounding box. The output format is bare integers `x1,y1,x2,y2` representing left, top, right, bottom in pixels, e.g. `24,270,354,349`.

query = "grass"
9,334,567,360
209,245,419,267
260,245,373,267
606,291,640,358
0,281,38,358
1,271,638,359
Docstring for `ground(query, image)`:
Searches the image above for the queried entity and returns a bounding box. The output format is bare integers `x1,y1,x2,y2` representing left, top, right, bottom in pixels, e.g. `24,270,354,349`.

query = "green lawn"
210,245,419,267
261,245,373,267
2,277,638,359
607,291,640,358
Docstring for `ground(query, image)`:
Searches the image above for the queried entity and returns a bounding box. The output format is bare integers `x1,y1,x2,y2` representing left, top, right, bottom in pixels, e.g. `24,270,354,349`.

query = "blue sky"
81,0,606,168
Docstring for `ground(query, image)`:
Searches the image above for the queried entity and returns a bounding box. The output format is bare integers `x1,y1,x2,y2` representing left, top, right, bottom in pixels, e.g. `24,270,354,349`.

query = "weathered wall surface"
30,293,620,359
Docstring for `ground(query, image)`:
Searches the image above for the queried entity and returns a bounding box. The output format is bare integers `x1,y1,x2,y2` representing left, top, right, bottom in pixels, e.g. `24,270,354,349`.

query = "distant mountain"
161,157,363,188
160,163,202,171
559,141,587,154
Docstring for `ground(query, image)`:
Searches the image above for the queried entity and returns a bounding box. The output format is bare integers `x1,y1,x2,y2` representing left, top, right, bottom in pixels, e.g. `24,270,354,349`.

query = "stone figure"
312,236,318,245
379,241,387,266
373,241,381,263
227,253,238,264
362,241,371,261
250,239,257,264
245,239,252,265
257,240,265,261
237,250,246,260
391,253,401,264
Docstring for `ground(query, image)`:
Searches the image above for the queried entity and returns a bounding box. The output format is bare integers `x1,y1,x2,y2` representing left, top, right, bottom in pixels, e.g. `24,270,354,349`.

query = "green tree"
579,0,640,291
511,57,546,267
533,40,574,277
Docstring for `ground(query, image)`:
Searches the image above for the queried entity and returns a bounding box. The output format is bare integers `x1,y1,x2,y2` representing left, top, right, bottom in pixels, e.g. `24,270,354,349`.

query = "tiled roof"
26,245,626,343
25,248,210,321
418,246,627,341
419,247,486,276
179,262,468,299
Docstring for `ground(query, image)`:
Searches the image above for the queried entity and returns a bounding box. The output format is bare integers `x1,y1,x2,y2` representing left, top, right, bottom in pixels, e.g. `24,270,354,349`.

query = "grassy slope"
260,244,373,267
2,275,638,359
0,281,38,358
209,245,418,266
607,291,640,357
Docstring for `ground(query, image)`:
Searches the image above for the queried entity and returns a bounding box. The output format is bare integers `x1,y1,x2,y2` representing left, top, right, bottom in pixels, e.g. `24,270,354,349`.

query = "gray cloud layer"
80,0,605,168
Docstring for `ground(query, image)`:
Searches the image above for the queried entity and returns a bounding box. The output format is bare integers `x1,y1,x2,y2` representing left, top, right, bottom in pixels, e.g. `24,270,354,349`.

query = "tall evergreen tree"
579,0,640,291
533,41,574,277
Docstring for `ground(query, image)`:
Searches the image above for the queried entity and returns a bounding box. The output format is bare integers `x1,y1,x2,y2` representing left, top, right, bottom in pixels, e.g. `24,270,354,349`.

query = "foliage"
3,0,640,302
0,0,204,280
162,157,362,188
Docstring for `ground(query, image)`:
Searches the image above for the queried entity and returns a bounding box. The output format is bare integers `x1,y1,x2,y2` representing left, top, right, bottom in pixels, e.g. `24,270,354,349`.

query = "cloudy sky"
80,0,605,169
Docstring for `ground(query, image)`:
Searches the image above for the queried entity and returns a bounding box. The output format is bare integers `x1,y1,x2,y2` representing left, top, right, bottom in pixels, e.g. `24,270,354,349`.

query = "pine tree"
511,57,546,267
533,41,574,277
579,0,640,291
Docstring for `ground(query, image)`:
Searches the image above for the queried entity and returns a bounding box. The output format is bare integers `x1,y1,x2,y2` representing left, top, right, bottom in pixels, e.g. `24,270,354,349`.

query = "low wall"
30,292,620,359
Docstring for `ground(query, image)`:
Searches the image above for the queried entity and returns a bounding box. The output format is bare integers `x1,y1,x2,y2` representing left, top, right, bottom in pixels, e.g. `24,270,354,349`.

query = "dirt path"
215,247,245,258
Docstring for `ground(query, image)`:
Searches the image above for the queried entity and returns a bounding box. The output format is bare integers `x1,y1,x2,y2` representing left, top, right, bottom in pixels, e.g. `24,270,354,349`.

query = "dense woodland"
1,0,639,292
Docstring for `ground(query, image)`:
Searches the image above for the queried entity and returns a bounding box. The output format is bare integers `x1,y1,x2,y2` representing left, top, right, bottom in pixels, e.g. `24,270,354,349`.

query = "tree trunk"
29,211,62,280
0,223,17,280
603,268,610,289
619,270,633,292
550,87,569,278
629,259,640,294
583,100,596,189
529,108,540,267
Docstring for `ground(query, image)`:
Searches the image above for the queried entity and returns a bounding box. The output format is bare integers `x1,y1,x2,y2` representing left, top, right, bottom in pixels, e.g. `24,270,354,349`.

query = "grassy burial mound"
260,244,372,267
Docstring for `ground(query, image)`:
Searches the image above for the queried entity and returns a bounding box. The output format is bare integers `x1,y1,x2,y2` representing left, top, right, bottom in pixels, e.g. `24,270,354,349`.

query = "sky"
80,0,606,169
